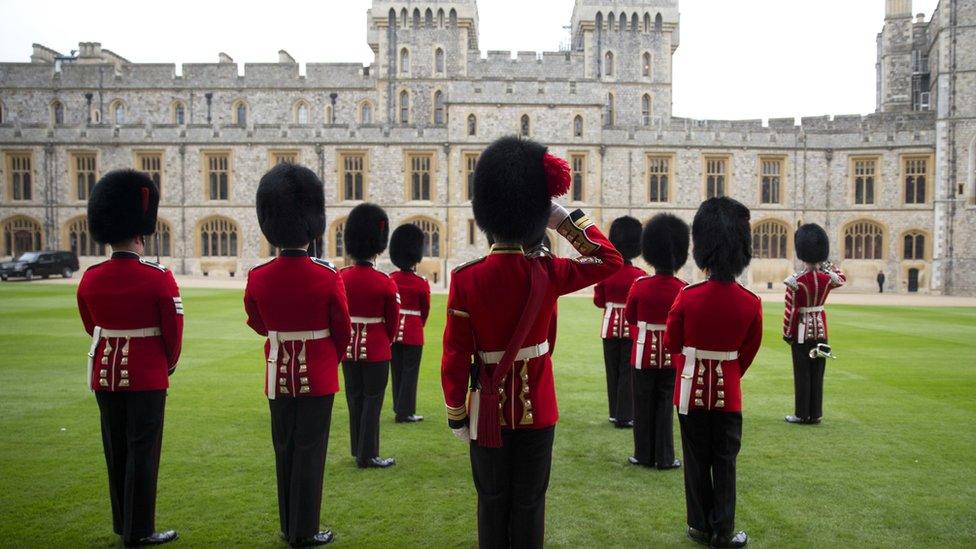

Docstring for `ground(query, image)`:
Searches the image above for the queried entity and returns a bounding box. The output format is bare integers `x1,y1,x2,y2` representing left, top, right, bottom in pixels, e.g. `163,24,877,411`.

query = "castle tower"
368,1,479,125
570,1,679,124
877,0,914,112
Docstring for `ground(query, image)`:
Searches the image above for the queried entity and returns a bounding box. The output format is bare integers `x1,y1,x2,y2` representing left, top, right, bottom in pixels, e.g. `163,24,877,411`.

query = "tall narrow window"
844,220,884,260
72,153,97,201
573,115,583,137
174,102,186,125
467,219,476,246
111,100,125,125
435,48,445,74
341,153,366,201
333,219,346,258
408,153,433,200
642,52,651,77
400,48,410,75
6,153,33,201
644,13,652,32
467,114,477,136
604,51,614,77
705,156,728,198
904,156,929,204
647,155,670,202
52,101,64,126
853,157,878,205
463,152,479,200
144,220,172,257
760,157,783,204
520,114,530,137
641,94,652,126
199,217,238,257
903,232,925,260
204,152,230,200
234,101,247,127
410,218,441,257
571,154,586,202
605,93,614,126
433,91,445,125
399,91,410,124
67,218,105,256
360,102,373,125
296,102,309,125
619,13,627,31
137,152,163,198
751,220,789,259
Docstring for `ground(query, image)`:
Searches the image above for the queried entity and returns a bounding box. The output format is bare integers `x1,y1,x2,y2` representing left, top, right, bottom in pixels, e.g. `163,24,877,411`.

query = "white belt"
478,341,550,365
634,322,666,370
400,309,422,317
350,316,384,324
678,347,739,415
266,329,331,400
797,306,825,343
602,303,627,337
86,326,161,392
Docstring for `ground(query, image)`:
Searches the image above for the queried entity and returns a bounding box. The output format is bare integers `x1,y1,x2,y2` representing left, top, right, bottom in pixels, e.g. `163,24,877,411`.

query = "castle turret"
877,0,915,112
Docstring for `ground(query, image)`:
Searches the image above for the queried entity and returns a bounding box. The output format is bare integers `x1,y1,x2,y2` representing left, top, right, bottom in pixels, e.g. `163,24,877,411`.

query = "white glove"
451,426,471,442
547,201,570,230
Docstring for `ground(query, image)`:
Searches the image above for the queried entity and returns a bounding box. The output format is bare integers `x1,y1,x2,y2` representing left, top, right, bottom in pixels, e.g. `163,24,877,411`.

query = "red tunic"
593,262,646,339
442,210,623,430
783,266,846,343
390,270,431,346
624,273,687,369
244,251,351,398
665,281,763,413
77,252,183,392
340,262,400,362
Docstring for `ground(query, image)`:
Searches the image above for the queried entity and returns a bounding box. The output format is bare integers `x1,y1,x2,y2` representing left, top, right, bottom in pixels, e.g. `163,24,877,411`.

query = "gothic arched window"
844,220,885,260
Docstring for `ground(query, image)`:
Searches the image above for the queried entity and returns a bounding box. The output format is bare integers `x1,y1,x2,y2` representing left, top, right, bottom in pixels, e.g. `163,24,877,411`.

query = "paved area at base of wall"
20,275,976,308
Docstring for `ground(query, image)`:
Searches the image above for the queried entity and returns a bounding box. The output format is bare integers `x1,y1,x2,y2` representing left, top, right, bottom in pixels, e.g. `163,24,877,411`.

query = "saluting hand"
547,201,570,230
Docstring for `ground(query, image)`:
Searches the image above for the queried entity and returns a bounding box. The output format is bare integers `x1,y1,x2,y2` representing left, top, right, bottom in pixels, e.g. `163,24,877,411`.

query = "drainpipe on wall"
205,93,213,125
179,144,187,275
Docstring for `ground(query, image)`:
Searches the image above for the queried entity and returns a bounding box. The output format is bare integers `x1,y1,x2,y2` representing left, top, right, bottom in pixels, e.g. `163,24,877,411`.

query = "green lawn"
0,284,974,548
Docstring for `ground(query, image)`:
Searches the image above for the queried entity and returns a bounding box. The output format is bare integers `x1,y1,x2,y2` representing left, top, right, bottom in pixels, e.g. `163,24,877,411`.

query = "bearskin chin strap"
476,260,549,448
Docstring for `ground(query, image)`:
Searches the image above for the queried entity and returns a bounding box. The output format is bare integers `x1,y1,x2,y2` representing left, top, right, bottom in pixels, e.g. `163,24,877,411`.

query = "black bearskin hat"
642,214,690,274
389,223,425,270
87,169,159,245
609,216,642,261
691,197,752,282
344,203,389,261
472,136,552,243
256,163,326,249
795,223,830,264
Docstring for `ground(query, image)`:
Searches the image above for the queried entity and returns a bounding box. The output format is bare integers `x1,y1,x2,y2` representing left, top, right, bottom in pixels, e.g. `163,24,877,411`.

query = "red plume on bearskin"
542,153,571,198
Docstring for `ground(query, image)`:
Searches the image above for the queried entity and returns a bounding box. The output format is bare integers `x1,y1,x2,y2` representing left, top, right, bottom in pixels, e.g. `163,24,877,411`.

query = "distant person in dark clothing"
877,271,885,293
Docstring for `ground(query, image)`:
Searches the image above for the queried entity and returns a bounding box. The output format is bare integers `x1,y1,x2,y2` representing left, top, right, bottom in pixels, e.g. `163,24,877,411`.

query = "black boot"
686,527,710,546
395,415,424,423
784,415,806,424
357,457,396,469
710,531,748,548
656,459,681,470
291,530,335,547
124,530,178,547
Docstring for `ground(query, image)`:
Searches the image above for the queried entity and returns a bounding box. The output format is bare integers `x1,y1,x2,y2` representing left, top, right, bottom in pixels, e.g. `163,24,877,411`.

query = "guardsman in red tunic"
783,223,846,425
624,213,689,469
340,203,399,469
441,136,622,548
244,163,350,547
665,198,762,549
593,216,645,428
388,224,430,423
76,170,182,547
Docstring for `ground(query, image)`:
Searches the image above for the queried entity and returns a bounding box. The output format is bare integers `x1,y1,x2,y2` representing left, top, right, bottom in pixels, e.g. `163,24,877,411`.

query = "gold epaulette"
453,256,485,273
556,209,600,255
784,273,800,291
525,244,553,259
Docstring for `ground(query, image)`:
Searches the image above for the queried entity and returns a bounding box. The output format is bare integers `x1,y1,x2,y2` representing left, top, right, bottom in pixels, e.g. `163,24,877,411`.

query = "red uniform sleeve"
783,286,797,340
329,275,352,360
551,211,624,295
76,277,95,336
420,278,431,326
441,277,473,427
739,304,764,376
158,271,184,372
624,282,638,325
664,290,685,354
244,281,267,337
828,265,847,289
385,277,400,342
593,281,606,308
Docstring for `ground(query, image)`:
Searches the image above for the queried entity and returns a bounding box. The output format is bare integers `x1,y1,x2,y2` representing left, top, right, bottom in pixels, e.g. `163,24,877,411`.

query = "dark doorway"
907,268,919,293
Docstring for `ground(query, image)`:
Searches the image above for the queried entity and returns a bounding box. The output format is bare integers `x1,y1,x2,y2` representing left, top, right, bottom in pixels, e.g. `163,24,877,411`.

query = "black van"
0,251,80,281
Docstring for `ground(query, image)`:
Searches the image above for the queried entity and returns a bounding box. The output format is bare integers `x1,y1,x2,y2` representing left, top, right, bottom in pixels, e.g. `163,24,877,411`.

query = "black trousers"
95,390,166,542
791,341,827,420
390,343,422,418
601,338,633,423
469,427,555,549
269,395,334,543
342,361,389,465
632,368,676,466
678,411,742,537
